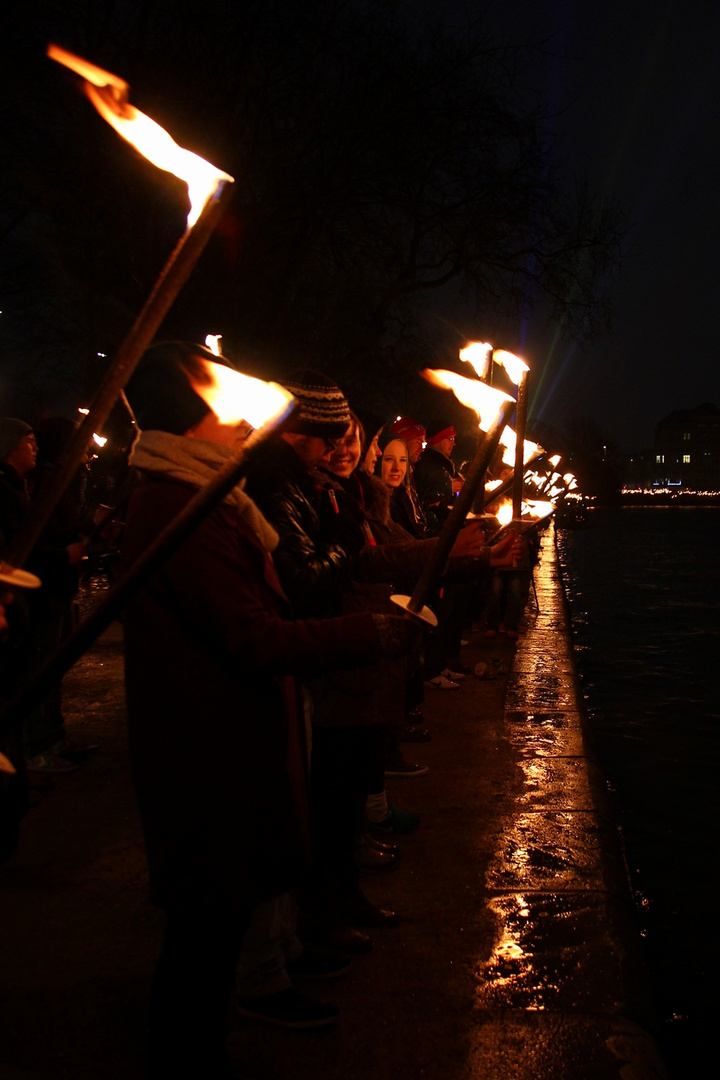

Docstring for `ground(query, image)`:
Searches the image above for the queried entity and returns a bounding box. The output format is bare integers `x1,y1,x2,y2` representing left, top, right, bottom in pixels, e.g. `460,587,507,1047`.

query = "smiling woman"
328,418,363,478
381,439,409,489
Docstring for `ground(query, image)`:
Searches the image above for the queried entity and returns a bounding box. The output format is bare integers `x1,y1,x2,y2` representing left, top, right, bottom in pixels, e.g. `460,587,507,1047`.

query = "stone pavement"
0,526,669,1079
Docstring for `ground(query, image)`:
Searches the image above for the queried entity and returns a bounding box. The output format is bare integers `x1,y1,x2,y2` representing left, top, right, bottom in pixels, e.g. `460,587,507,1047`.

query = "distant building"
652,403,720,490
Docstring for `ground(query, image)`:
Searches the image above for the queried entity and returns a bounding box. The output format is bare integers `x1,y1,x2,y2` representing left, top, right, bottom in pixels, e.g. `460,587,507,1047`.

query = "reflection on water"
557,508,720,1076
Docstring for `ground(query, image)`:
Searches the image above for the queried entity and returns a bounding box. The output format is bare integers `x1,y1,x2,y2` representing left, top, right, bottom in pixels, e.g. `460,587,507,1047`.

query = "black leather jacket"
413,446,456,533
244,440,365,619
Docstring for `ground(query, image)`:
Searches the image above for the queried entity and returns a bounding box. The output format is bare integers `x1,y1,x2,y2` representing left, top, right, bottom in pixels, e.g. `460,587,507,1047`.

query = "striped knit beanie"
282,369,351,438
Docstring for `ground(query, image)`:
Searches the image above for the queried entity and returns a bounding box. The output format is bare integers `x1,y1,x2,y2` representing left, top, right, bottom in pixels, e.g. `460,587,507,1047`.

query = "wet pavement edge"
471,522,671,1079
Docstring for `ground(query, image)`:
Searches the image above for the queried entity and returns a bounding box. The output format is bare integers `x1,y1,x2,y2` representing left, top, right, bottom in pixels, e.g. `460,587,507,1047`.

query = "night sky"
3,2,720,454
480,0,720,451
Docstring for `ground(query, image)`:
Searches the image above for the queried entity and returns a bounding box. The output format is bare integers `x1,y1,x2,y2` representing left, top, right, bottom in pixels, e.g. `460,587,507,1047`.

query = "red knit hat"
390,417,426,442
426,425,456,447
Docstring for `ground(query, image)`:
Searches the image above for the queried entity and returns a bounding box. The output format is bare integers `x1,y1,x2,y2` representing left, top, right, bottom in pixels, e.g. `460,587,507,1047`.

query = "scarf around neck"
131,429,279,553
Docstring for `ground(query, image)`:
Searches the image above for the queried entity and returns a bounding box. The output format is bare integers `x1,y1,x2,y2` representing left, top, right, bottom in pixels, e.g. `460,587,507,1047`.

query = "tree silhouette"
0,0,623,419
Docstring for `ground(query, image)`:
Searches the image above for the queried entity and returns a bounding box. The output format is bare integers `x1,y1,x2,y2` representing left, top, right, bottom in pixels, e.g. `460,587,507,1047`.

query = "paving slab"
0,526,669,1079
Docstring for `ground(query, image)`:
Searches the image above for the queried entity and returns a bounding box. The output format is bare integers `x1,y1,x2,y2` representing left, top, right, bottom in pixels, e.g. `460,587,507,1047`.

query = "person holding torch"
121,343,419,1077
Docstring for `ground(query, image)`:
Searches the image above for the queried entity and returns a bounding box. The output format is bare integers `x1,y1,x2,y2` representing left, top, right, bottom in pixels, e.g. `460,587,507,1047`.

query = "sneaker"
385,759,429,777
440,667,466,681
366,802,420,835
285,947,351,980
25,752,79,774
236,987,338,1029
423,675,459,690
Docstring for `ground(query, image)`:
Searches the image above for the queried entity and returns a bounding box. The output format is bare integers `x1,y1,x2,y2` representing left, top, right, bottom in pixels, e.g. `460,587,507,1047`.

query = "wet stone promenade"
0,526,670,1079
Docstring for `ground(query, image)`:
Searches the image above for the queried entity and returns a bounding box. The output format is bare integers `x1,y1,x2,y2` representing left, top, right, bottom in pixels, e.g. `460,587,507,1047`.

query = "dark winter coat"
246,440,448,620
122,475,382,912
308,472,429,728
244,439,364,618
414,445,457,533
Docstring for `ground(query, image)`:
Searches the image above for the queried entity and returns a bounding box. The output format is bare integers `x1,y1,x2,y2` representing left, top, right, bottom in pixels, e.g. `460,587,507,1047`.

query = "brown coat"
310,474,432,729
122,476,381,911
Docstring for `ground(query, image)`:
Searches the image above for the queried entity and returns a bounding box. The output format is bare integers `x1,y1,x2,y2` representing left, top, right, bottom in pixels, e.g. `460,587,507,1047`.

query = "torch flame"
92,433,108,447
422,369,513,432
459,341,493,381
189,357,293,430
492,350,529,386
523,500,555,521
498,426,541,468
549,454,562,467
48,45,234,228
205,334,223,356
495,500,513,527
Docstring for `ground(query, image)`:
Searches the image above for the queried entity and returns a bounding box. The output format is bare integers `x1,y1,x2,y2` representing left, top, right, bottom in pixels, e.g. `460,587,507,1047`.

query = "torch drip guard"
390,594,438,628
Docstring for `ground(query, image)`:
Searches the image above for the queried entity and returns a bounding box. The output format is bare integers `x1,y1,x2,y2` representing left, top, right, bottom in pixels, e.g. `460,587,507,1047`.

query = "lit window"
683,432,691,440
655,454,664,463
683,454,691,464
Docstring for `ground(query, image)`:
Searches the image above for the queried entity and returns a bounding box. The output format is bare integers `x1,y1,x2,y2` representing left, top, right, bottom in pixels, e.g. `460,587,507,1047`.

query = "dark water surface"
556,508,720,1077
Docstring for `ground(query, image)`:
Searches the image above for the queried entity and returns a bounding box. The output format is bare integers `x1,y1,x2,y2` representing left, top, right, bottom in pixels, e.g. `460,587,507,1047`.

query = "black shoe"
385,757,429,777
300,919,373,955
236,987,338,1029
355,836,399,873
51,736,101,759
363,832,400,857
399,725,431,743
337,891,400,929
285,946,351,980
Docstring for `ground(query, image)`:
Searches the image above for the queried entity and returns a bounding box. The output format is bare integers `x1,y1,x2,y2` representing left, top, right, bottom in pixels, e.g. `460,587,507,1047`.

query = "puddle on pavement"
514,756,594,811
505,673,580,710
512,652,576,675
474,892,624,1012
485,811,606,891
503,715,586,758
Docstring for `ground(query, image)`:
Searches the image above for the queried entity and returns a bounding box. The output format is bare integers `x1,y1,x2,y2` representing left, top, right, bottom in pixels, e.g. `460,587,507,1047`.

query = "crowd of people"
0,341,541,1077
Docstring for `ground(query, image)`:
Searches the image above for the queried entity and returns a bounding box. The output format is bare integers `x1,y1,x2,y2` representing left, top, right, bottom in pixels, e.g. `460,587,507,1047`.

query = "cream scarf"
131,430,279,553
